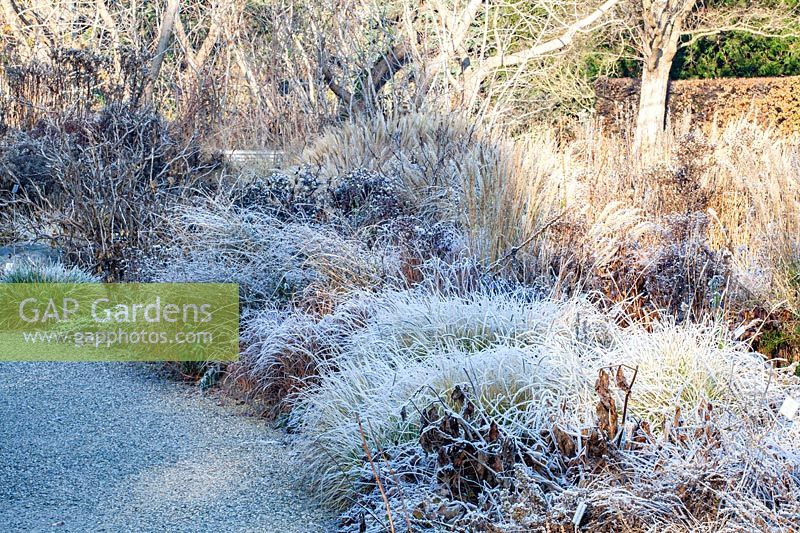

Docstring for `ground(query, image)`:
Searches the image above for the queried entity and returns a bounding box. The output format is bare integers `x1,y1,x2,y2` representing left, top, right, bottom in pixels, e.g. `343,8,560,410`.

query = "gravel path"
0,363,335,532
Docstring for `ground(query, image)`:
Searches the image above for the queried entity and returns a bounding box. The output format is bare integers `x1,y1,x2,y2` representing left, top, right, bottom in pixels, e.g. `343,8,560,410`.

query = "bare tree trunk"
143,0,181,105
633,0,695,157
633,59,672,155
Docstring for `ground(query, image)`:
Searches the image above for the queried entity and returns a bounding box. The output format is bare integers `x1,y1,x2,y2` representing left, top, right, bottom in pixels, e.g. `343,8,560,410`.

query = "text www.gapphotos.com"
20,329,214,348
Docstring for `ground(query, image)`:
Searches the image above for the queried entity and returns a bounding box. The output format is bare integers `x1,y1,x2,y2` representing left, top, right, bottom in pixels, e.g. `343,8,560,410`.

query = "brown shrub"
0,104,214,280
595,75,800,137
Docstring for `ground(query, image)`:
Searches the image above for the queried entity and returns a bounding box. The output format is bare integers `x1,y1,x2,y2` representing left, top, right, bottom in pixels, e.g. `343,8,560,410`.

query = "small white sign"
3,262,13,274
572,501,587,528
779,396,800,420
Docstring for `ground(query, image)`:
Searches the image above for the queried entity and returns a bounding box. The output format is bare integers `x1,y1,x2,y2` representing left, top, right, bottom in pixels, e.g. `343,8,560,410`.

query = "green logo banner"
0,283,239,361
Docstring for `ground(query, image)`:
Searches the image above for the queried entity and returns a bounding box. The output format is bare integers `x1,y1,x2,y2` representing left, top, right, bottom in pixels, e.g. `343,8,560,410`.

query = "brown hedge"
595,75,800,136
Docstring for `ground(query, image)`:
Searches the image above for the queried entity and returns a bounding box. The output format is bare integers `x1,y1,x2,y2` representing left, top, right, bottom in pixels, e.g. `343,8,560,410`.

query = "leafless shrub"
234,167,415,228
0,104,213,280
1,46,150,130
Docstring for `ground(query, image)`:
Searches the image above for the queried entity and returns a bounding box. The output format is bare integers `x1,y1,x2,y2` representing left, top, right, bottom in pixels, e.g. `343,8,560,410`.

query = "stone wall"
594,75,800,136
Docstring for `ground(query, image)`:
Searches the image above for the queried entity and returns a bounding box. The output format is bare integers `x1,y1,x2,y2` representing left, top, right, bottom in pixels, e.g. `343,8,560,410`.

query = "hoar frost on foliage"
144,202,398,307
272,289,800,531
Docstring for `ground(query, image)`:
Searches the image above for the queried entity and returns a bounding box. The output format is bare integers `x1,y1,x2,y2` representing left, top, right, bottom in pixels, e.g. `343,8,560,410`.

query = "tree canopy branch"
680,5,800,49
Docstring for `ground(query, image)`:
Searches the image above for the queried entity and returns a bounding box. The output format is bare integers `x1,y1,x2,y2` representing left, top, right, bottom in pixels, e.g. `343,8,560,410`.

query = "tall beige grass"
562,119,800,311
291,111,561,264
480,118,799,312
294,112,800,314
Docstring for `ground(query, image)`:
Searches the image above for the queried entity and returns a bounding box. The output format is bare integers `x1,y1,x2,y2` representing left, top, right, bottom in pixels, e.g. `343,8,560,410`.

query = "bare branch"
680,5,800,48
96,0,122,76
367,42,412,95
0,0,31,52
322,64,355,107
174,14,199,70
194,0,226,73
481,0,621,70
462,0,621,105
144,0,182,104
451,0,485,53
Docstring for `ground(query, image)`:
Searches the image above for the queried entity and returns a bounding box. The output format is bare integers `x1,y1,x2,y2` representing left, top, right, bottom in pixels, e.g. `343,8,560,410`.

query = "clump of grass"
146,199,394,308
294,111,562,265
235,295,372,417
443,118,800,324
288,290,616,508
294,110,479,190
339,289,578,362
292,293,800,531
0,261,101,331
1,260,100,283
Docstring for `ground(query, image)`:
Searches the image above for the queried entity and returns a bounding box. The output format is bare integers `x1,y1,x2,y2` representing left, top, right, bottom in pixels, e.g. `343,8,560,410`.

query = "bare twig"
356,414,396,533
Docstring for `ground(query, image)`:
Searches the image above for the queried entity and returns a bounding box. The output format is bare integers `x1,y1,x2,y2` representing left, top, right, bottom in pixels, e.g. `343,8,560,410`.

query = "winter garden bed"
3,107,800,531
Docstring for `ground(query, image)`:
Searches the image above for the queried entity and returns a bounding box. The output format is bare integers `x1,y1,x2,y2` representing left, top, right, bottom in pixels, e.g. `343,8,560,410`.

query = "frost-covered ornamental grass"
338,290,572,360
280,289,800,531
147,201,394,308
1,261,100,283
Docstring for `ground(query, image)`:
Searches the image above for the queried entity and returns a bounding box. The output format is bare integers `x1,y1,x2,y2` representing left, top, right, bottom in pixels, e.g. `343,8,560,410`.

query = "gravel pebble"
0,362,336,532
